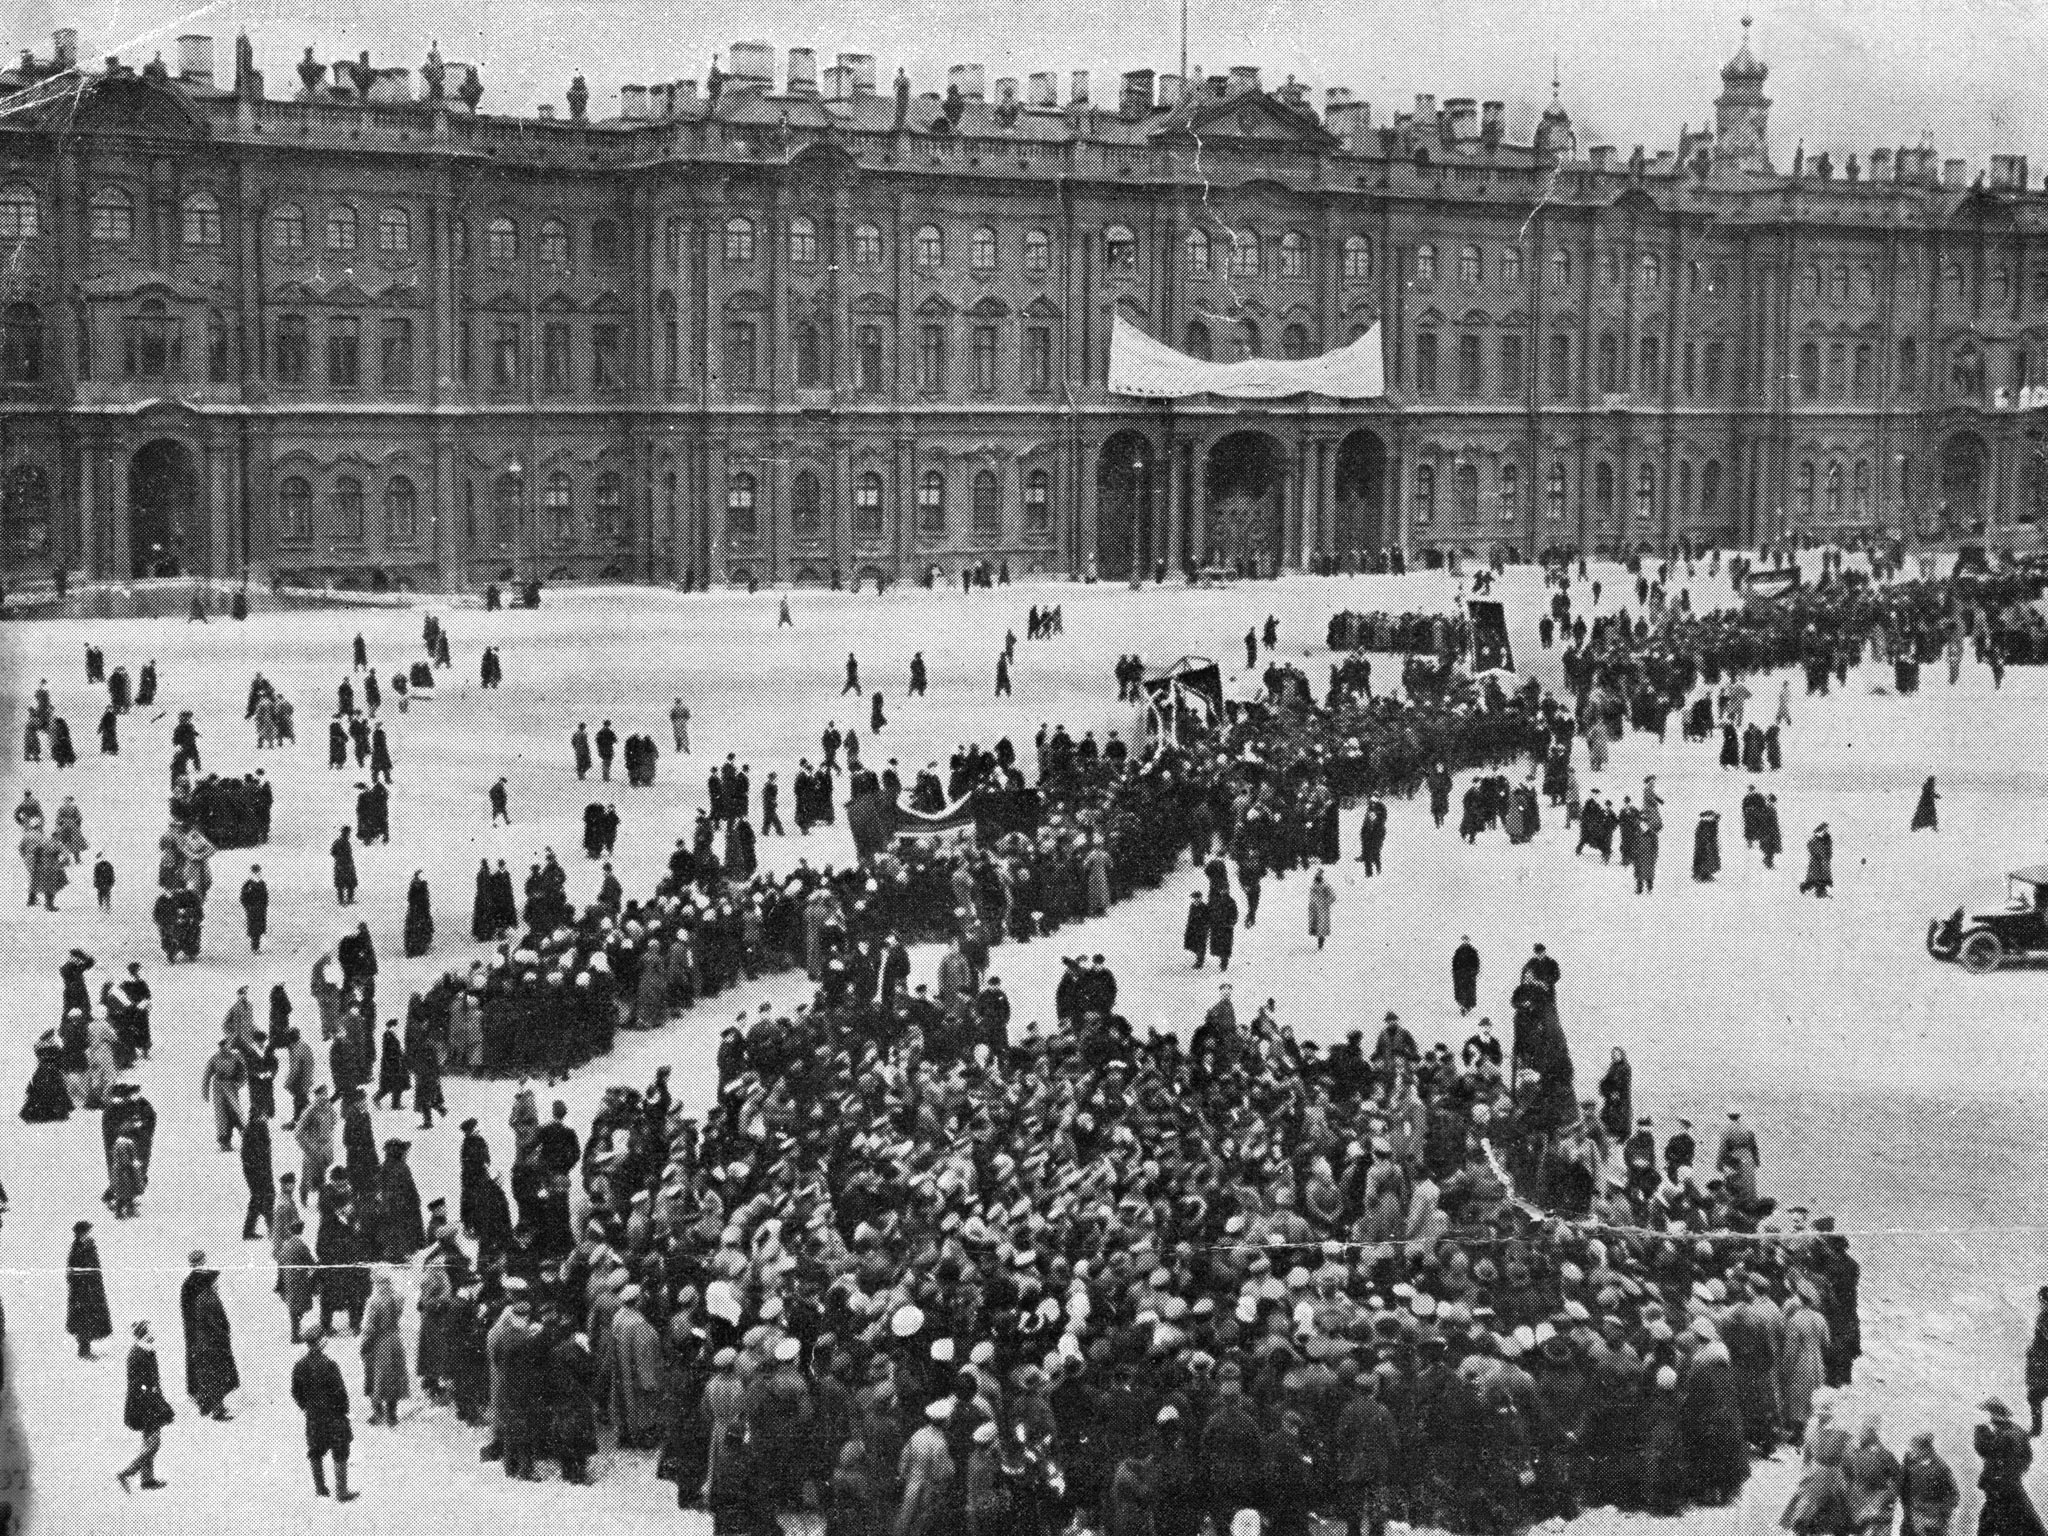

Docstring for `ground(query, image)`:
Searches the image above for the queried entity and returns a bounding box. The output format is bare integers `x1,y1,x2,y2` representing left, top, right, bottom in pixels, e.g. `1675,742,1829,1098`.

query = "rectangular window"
1026,326,1052,394
1497,334,1522,399
662,319,679,386
275,315,309,387
917,324,946,395
1683,341,1696,398
1702,339,1723,398
1455,333,1482,396
855,326,883,395
1546,333,1570,400
1415,331,1438,398
1824,341,1846,398
492,321,522,390
326,315,359,388
972,325,998,395
725,320,756,391
665,217,684,271
380,318,414,392
592,323,623,391
542,322,572,393
457,321,471,386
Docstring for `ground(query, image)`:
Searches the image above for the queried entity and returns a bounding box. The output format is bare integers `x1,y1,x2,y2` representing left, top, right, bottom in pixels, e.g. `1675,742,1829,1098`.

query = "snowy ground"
0,560,2043,1536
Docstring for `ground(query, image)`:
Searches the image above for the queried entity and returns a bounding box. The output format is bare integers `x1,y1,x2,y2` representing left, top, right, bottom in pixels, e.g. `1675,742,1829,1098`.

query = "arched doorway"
1204,431,1284,573
1094,431,1154,580
129,439,200,578
1939,431,1987,538
1332,430,1386,558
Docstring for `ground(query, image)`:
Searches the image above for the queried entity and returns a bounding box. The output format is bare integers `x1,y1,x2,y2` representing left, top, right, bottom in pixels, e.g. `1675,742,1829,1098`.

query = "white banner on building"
1107,315,1385,401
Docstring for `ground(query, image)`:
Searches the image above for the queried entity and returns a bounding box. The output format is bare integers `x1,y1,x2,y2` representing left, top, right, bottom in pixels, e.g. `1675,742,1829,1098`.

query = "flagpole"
1179,0,1188,87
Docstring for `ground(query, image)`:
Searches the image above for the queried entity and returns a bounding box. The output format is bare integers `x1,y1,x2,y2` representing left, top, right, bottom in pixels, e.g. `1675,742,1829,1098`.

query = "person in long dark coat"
240,866,268,953
51,716,75,768
373,1139,427,1262
1801,824,1835,898
1718,722,1740,769
403,872,433,958
67,1221,114,1356
374,1019,411,1109
342,1091,380,1202
118,1321,175,1490
1451,938,1481,1015
1692,811,1722,882
1598,1048,1633,1144
1207,887,1239,971
1912,776,1939,832
179,1260,239,1418
99,707,119,754
330,829,357,905
240,1111,276,1240
1975,1400,2045,1536
472,859,496,941
1677,1335,1750,1505
1183,892,1209,968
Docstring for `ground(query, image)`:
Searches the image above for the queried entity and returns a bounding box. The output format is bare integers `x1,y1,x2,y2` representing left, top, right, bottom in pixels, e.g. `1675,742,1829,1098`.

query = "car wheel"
1958,930,2003,974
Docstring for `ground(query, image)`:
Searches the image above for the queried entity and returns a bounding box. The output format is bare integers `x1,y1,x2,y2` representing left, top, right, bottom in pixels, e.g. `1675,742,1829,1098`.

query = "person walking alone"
292,1326,358,1501
117,1321,175,1493
1307,869,1336,951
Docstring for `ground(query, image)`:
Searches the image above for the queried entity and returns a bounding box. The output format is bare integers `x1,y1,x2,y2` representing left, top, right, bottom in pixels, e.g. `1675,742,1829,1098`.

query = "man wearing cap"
1200,1363,1264,1536
611,1285,665,1450
291,1326,357,1500
1331,1368,1397,1536
1976,1397,2041,1536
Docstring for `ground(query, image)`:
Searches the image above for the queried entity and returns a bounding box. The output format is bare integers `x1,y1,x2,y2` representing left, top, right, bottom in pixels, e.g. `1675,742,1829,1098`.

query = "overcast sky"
16,0,2048,173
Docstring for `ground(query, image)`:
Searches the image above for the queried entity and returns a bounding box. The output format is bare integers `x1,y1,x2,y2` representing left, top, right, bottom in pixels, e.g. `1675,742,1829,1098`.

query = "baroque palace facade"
2,23,2047,587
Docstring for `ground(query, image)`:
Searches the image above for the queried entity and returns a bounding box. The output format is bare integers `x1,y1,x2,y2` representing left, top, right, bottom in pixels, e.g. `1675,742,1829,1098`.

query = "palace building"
1,21,2046,587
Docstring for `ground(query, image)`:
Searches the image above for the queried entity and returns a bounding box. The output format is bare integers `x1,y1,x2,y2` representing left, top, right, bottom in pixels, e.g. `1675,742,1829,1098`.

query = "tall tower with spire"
1712,15,1773,176
1533,62,1575,165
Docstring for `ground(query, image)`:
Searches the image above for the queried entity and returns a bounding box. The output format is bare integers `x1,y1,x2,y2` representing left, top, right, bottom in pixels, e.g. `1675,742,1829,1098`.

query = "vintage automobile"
1928,866,2048,972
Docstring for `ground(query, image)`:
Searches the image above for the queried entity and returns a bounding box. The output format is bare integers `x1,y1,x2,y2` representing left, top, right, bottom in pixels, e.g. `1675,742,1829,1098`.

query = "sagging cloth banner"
1142,658,1226,745
1107,315,1386,401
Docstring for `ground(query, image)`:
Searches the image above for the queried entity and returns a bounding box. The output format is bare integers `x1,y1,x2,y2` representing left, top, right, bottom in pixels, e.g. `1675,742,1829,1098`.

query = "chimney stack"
622,84,648,118
947,63,985,101
728,40,773,86
824,64,853,100
1445,97,1478,143
1943,157,1965,188
53,28,78,67
1992,153,2028,191
678,79,699,103
1870,147,1892,180
1326,99,1370,150
839,53,875,94
175,34,213,84
1069,70,1090,107
1119,68,1154,119
537,103,555,119
787,48,817,94
1589,145,1615,171
1480,100,1504,146
1027,71,1057,107
1227,64,1259,94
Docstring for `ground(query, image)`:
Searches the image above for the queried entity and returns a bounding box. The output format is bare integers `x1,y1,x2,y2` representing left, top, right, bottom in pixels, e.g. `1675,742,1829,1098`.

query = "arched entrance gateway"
1938,431,1987,539
1204,431,1284,573
129,439,201,578
1094,431,1154,581
1332,430,1387,559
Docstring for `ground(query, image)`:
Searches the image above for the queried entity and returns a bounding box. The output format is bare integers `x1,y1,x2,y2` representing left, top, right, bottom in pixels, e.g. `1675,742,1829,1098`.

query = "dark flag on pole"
1468,600,1514,673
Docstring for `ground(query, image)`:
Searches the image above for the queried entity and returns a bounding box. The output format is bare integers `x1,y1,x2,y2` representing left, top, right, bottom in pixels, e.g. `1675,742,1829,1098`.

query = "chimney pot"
537,102,555,119
839,53,875,94
1445,97,1478,142
824,65,853,101
1119,68,1154,119
1069,70,1090,106
175,34,213,84
621,84,648,118
1590,145,1615,170
1943,157,1966,188
729,40,773,86
1027,71,1057,107
53,28,78,66
1228,64,1259,94
787,47,817,93
947,63,985,102
679,79,699,102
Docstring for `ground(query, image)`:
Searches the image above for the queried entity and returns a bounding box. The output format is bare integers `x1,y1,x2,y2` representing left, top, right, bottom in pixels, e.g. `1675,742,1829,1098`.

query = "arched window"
1636,463,1657,521
726,472,758,542
326,206,358,253
0,185,38,240
1499,462,1519,522
487,215,519,263
1952,341,1983,399
277,477,314,542
1455,461,1479,521
1641,252,1662,289
853,225,884,266
1638,334,1660,395
206,308,228,382
385,476,419,544
1023,229,1052,273
792,470,823,539
1500,248,1522,286
1899,336,1919,396
1945,263,1966,301
1,303,43,383
1279,230,1308,280
1825,461,1844,521
1184,229,1211,277
1795,461,1815,520
1701,460,1722,518
917,468,946,534
1852,342,1873,399
914,225,945,268
972,227,999,273
1593,461,1614,522
1993,267,2011,306
1601,250,1622,287
90,187,134,243
595,471,624,540
1228,229,1262,278
1,463,52,565
1239,320,1261,359
1023,469,1051,534
544,471,575,543
540,218,571,267
1830,264,1850,301
1546,462,1567,521
1853,459,1872,520
788,216,818,266
1281,323,1309,360
1800,264,1821,301
1182,321,1212,360
591,220,621,265
1459,245,1482,285
1413,243,1436,283
973,468,1001,538
181,191,222,247
1411,463,1435,527
377,207,409,254
491,472,520,545
272,203,306,250
1597,332,1618,393
1550,249,1570,289
852,472,884,539
1676,460,1691,519
1342,235,1371,282
1103,225,1136,273
793,323,822,389
329,475,365,541
721,217,754,265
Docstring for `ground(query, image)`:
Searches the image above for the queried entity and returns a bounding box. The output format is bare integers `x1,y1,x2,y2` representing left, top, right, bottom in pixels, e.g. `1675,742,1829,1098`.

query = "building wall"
3,67,2047,586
